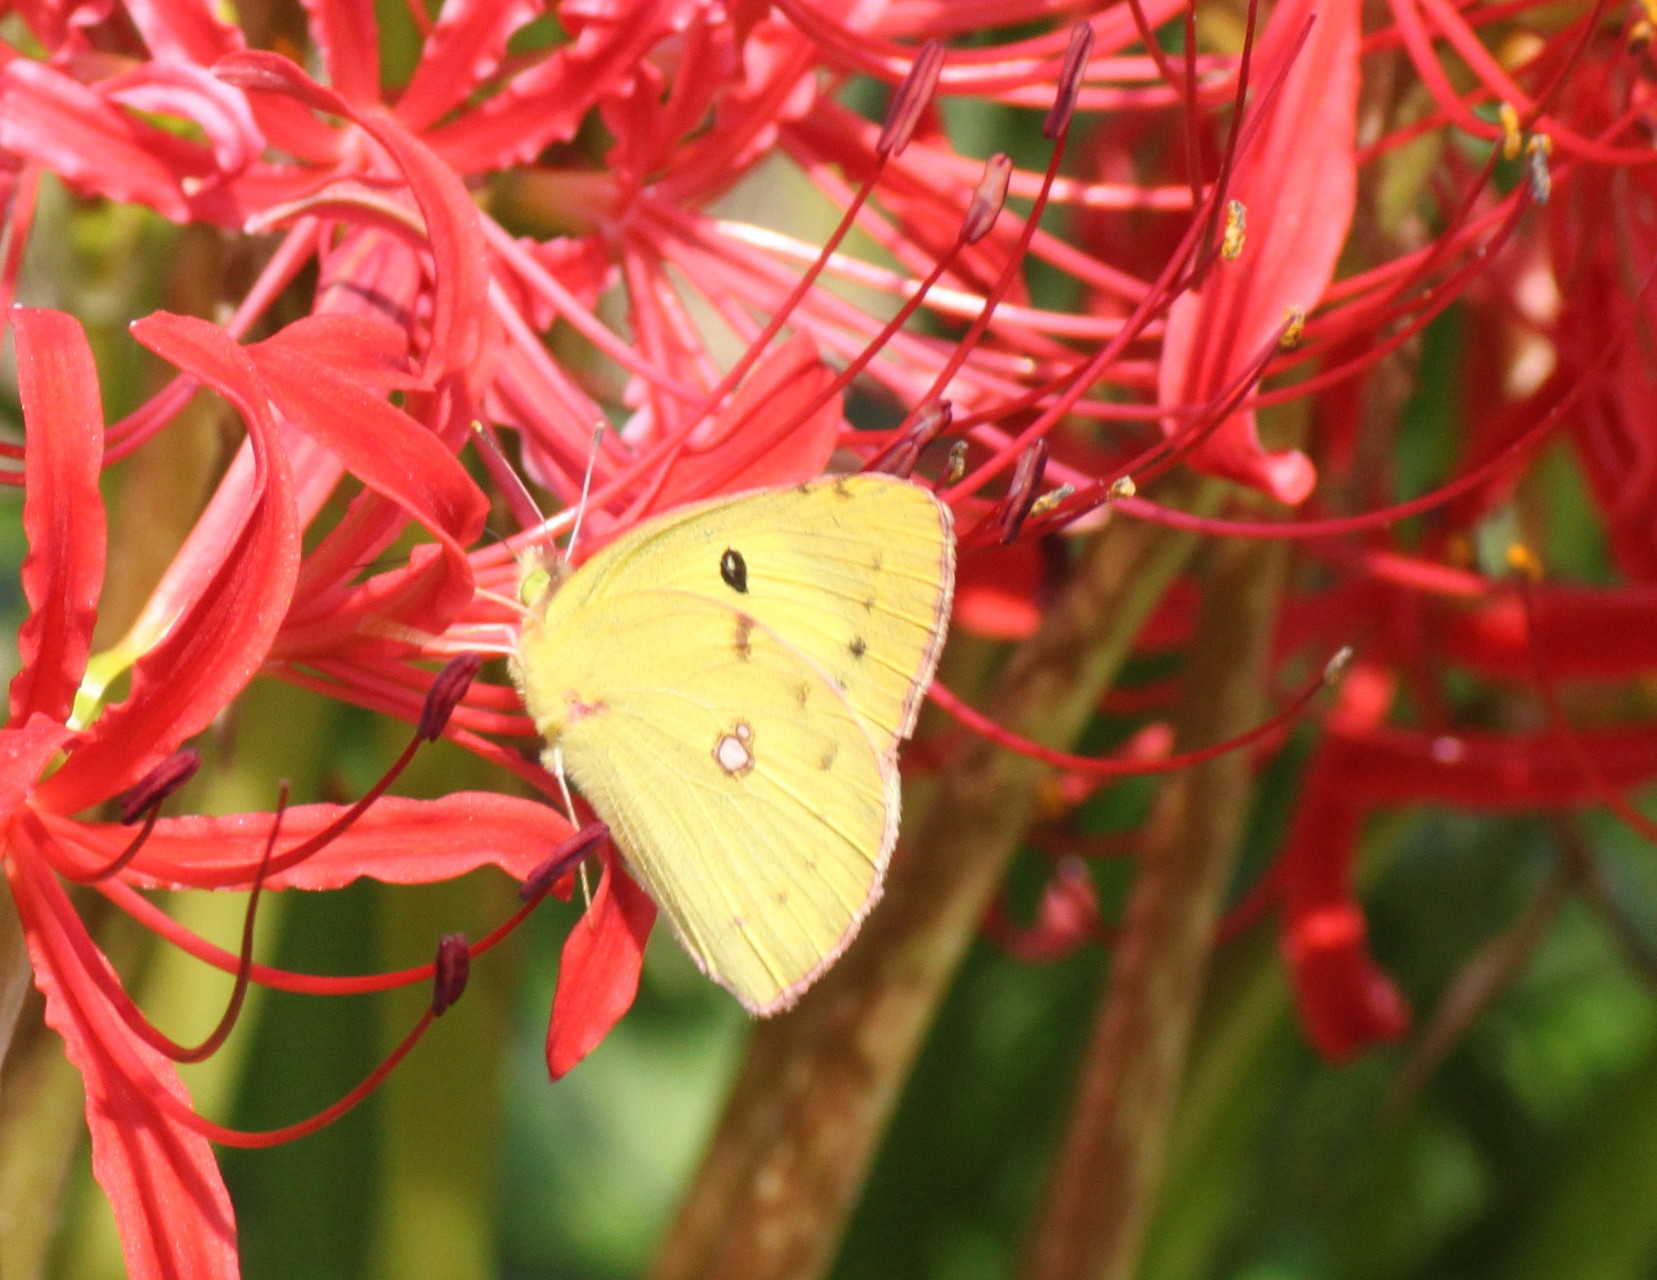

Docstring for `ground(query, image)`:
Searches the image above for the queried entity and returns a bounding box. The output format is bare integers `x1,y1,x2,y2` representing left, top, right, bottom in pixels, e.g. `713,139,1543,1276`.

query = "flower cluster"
3,1,1655,1276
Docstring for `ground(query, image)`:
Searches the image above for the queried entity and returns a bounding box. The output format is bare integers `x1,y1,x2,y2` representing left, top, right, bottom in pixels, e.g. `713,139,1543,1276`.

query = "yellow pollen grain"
1505,543,1542,582
1279,307,1306,350
1498,103,1523,160
1221,199,1247,261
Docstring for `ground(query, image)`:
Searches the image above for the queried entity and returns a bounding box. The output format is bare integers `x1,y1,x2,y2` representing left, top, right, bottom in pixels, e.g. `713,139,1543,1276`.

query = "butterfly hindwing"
547,590,895,1011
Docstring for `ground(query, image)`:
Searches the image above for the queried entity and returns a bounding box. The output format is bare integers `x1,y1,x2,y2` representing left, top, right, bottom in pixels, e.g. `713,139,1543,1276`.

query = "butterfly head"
516,549,572,615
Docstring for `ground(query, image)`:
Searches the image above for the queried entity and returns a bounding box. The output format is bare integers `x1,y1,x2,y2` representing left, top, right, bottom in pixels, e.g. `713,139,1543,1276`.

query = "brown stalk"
1020,531,1290,1280
651,480,1215,1280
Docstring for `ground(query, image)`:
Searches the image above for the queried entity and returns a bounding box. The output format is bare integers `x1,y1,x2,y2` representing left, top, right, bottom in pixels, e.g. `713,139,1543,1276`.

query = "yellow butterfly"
511,474,955,1014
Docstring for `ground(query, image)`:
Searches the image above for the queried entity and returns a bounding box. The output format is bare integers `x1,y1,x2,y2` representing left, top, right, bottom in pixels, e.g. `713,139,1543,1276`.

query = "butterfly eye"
720,548,749,593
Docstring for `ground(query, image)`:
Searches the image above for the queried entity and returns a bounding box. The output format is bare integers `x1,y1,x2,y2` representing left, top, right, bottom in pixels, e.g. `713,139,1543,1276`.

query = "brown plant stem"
1021,532,1290,1280
651,481,1214,1280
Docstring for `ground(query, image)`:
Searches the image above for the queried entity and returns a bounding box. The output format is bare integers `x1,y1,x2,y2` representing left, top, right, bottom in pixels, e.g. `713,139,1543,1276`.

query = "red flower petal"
0,715,76,817
421,0,703,171
34,314,301,814
248,329,489,653
304,0,381,106
396,0,541,134
0,59,218,223
46,792,572,890
545,852,657,1079
1279,750,1411,1061
953,541,1047,641
246,332,483,539
636,334,842,518
1157,0,1359,504
7,849,239,1280
7,309,106,727
214,51,492,386
122,0,245,66
253,314,421,391
1283,900,1411,1063
102,60,264,176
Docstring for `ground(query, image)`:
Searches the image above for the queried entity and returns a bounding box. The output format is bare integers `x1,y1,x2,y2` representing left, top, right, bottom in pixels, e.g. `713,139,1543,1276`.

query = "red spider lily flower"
12,0,1649,1126
0,0,1176,506
1257,6,1657,1060
927,3,1657,1077
0,3,1128,1079
0,308,571,1278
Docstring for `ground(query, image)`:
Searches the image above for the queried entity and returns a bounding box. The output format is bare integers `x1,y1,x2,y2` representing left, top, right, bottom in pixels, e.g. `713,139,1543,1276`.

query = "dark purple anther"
432,932,471,1017
118,748,202,825
1043,22,1093,140
878,40,947,158
519,821,610,902
419,653,485,742
998,438,1050,544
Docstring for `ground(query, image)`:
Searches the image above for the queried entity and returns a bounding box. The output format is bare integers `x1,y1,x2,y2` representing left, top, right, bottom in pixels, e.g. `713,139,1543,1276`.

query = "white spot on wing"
713,720,755,776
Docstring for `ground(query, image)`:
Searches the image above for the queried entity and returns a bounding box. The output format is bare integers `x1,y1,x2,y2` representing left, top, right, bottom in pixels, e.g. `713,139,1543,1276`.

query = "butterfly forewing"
547,476,955,757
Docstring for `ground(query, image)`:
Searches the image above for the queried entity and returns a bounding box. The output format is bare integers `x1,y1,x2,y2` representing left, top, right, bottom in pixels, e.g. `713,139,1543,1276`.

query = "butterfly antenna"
551,744,579,830
550,743,597,915
578,863,595,917
562,423,606,567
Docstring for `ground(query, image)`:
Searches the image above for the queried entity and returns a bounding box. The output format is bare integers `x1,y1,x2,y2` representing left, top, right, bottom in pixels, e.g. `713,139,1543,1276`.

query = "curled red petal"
1283,902,1412,1062
8,309,106,727
0,60,214,222
1157,0,1359,504
34,314,301,815
6,851,239,1279
103,60,265,176
47,792,572,890
1278,753,1412,1061
545,853,657,1079
216,49,492,388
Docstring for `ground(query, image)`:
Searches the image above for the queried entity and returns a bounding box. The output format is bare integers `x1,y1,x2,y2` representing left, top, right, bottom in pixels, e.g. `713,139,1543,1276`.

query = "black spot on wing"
720,548,748,593
734,612,754,661
849,635,867,660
